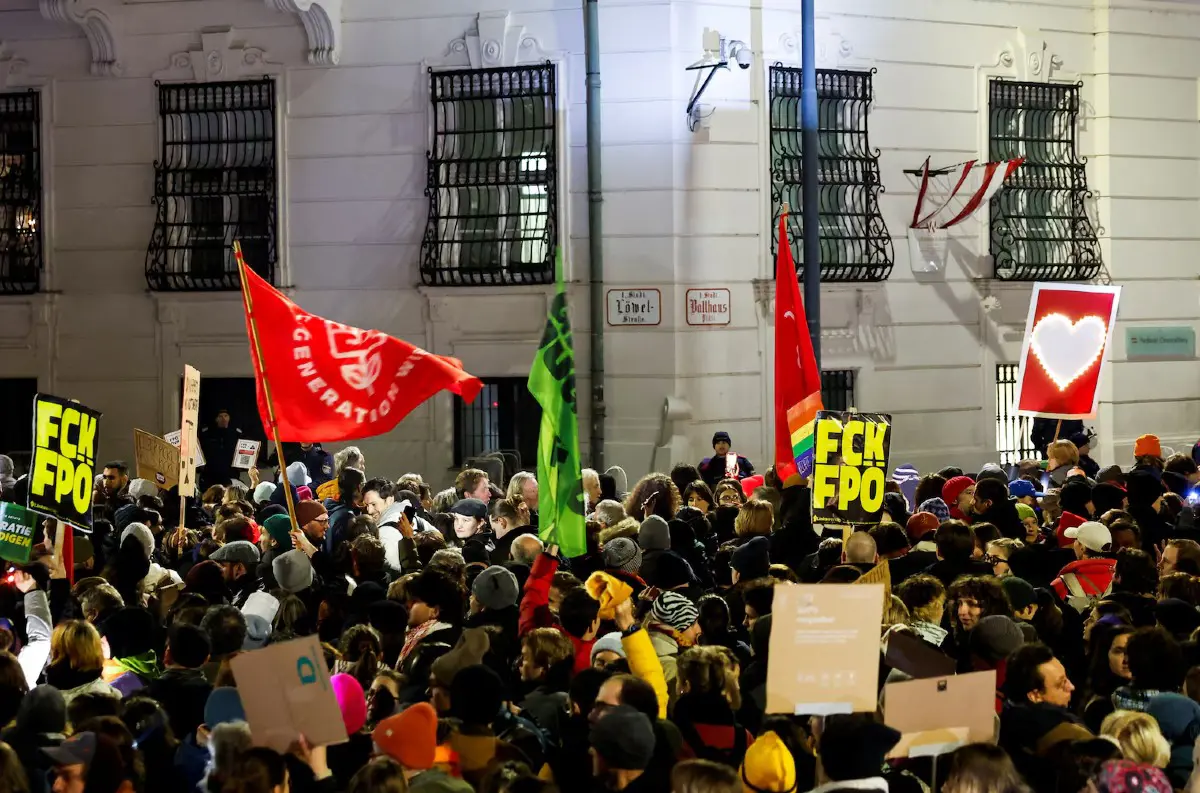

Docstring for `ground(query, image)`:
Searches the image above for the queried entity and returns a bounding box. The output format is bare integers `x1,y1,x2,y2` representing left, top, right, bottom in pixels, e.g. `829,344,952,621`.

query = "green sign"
0,502,37,563
1126,326,1196,360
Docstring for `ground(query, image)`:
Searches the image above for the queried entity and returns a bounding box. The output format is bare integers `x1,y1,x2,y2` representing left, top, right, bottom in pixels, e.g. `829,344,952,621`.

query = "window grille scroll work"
145,78,278,291
768,66,893,283
421,62,558,286
988,79,1101,282
0,90,41,295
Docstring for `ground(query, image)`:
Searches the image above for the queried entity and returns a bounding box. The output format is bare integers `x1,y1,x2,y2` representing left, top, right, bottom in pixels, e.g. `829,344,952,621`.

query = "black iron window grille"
421,63,558,287
821,369,857,412
769,66,892,282
146,79,277,291
0,91,41,295
453,377,542,467
989,80,1101,281
996,363,1036,465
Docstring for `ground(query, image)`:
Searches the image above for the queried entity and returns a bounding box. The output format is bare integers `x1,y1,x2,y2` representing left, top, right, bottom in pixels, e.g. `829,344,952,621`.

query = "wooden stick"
1052,419,1063,443
234,241,300,532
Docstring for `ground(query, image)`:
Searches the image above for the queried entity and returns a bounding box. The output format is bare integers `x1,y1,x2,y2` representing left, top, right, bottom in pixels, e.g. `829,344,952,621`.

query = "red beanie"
942,476,974,507
373,703,438,770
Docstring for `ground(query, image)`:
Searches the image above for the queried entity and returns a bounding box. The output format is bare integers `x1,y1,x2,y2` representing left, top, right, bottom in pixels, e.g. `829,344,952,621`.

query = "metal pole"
801,0,821,366
584,0,606,469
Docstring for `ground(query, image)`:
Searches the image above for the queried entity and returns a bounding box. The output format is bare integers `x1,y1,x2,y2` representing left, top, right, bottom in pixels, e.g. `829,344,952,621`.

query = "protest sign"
0,502,37,563
884,670,997,758
164,430,205,467
179,366,201,497
230,634,348,752
232,439,261,470
883,630,956,680
1015,283,1121,419
766,583,884,715
854,560,891,607
811,411,892,526
134,429,179,489
28,394,101,530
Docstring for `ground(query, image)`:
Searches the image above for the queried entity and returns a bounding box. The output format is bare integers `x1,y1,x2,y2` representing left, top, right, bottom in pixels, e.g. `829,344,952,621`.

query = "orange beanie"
372,702,438,771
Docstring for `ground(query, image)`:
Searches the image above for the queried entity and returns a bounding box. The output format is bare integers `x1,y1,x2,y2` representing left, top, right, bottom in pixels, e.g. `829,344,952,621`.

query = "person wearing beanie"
1015,502,1039,541
146,623,212,740
590,632,627,668
590,704,656,791
256,512,293,589
252,481,277,506
327,672,374,782
969,614,1026,711
740,730,796,793
942,476,976,521
1000,576,1040,625
445,663,543,786
1135,434,1164,466
636,515,674,585
698,431,755,489
1051,522,1116,611
731,536,771,584
465,565,521,663
817,714,902,787
120,522,155,561
604,538,643,577
971,478,1025,540
99,606,161,696
918,496,951,524
430,628,491,695
646,591,701,692
374,703,473,792
887,511,941,585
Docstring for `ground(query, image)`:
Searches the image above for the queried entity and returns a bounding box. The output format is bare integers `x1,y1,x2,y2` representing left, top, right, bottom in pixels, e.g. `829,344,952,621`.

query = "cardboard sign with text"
884,670,997,758
854,560,892,607
766,583,884,715
233,439,262,470
230,635,348,752
0,502,37,563
179,366,201,497
134,430,179,490
28,394,101,530
164,431,205,467
811,411,892,527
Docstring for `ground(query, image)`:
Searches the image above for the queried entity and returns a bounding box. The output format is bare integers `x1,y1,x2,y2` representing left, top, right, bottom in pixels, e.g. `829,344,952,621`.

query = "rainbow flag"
787,392,823,473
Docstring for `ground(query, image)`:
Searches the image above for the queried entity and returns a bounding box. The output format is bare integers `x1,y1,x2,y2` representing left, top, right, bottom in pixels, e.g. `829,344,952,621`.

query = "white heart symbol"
1030,313,1107,390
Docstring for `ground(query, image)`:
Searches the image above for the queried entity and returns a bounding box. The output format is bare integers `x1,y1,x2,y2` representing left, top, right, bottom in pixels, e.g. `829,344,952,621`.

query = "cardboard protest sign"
230,635,348,752
884,670,997,758
1015,283,1121,419
164,431,205,467
28,394,101,530
179,366,201,497
0,502,37,563
233,439,261,470
134,430,179,489
766,583,884,715
811,411,892,526
854,561,891,607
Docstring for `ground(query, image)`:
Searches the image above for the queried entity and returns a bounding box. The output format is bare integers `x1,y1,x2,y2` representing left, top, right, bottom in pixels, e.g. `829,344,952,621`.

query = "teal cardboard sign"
0,502,37,563
1126,326,1196,360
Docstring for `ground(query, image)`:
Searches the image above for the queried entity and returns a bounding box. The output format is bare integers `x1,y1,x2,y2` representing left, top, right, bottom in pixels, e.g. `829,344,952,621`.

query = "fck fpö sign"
28,394,102,530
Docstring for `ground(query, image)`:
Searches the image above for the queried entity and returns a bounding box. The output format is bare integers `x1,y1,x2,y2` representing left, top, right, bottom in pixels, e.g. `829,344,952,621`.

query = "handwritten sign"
686,289,731,326
606,289,661,326
233,439,262,470
179,366,201,497
134,429,179,489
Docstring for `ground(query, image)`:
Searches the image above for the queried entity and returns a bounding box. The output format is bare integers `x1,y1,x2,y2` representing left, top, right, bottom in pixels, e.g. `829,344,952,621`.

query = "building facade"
0,0,1197,486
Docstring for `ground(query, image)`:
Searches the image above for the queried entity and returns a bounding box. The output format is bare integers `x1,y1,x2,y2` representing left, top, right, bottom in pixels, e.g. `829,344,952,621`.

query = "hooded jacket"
1051,556,1116,602
376,501,437,574
1146,693,1200,788
2,685,66,793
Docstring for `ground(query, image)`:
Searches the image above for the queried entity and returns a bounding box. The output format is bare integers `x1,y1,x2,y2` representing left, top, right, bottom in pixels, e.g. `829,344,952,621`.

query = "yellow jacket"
622,627,668,719
315,478,339,502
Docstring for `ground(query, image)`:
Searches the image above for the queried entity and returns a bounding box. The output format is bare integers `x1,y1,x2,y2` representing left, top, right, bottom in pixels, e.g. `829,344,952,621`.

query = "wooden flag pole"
234,240,300,533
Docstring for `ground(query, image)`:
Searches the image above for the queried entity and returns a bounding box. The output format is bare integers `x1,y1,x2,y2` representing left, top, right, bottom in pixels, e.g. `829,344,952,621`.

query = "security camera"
727,40,752,70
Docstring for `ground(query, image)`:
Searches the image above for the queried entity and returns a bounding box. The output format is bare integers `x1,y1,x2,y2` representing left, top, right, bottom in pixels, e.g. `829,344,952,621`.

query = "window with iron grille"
146,79,277,291
421,63,558,287
995,363,1036,465
0,90,41,295
989,80,1101,281
453,378,542,468
821,369,857,412
769,66,892,282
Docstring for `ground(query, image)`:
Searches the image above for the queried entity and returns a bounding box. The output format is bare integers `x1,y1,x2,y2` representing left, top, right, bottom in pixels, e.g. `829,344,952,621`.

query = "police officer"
267,443,334,489
198,408,242,489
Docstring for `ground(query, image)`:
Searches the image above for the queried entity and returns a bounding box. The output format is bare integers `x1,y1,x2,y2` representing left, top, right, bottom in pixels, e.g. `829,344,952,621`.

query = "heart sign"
1015,284,1121,419
1030,313,1107,390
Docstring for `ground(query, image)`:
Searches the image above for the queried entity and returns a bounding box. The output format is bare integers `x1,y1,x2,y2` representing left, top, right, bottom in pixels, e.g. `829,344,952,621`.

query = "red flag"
774,211,824,481
237,259,483,442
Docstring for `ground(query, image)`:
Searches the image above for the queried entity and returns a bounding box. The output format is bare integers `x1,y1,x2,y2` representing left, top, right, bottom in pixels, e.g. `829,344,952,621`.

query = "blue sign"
1126,326,1196,360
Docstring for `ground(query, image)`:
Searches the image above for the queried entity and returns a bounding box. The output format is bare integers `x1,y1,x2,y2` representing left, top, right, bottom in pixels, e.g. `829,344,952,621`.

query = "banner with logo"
28,394,102,529
235,250,482,442
0,502,37,563
134,429,179,490
811,411,892,526
233,439,262,470
179,366,201,498
1015,283,1121,419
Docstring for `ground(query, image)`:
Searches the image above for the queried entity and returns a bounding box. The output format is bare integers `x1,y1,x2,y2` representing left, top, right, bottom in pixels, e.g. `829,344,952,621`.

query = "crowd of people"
1,426,1200,793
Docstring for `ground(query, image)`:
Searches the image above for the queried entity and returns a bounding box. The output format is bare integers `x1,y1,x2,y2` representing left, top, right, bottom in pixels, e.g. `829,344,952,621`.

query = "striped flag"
775,209,824,480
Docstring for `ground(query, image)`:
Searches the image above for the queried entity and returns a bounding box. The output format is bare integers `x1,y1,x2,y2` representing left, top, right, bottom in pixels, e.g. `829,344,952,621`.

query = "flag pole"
234,241,300,532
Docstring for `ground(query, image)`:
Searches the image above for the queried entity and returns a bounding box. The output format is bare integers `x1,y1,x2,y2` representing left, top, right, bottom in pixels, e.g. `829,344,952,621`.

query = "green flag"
528,249,586,557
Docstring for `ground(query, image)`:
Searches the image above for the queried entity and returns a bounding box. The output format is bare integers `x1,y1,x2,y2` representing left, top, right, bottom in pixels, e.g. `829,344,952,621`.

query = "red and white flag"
911,157,1024,230
237,258,483,441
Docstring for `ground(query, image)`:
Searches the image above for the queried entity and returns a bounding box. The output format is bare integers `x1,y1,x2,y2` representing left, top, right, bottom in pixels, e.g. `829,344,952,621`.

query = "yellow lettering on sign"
77,415,97,462
35,401,62,447
31,449,58,496
812,417,841,507
864,421,888,464
59,408,79,460
815,418,840,464
841,421,863,467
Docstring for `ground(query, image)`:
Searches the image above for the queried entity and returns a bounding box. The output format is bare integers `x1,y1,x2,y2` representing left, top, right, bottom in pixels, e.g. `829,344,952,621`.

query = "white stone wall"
0,0,1198,487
